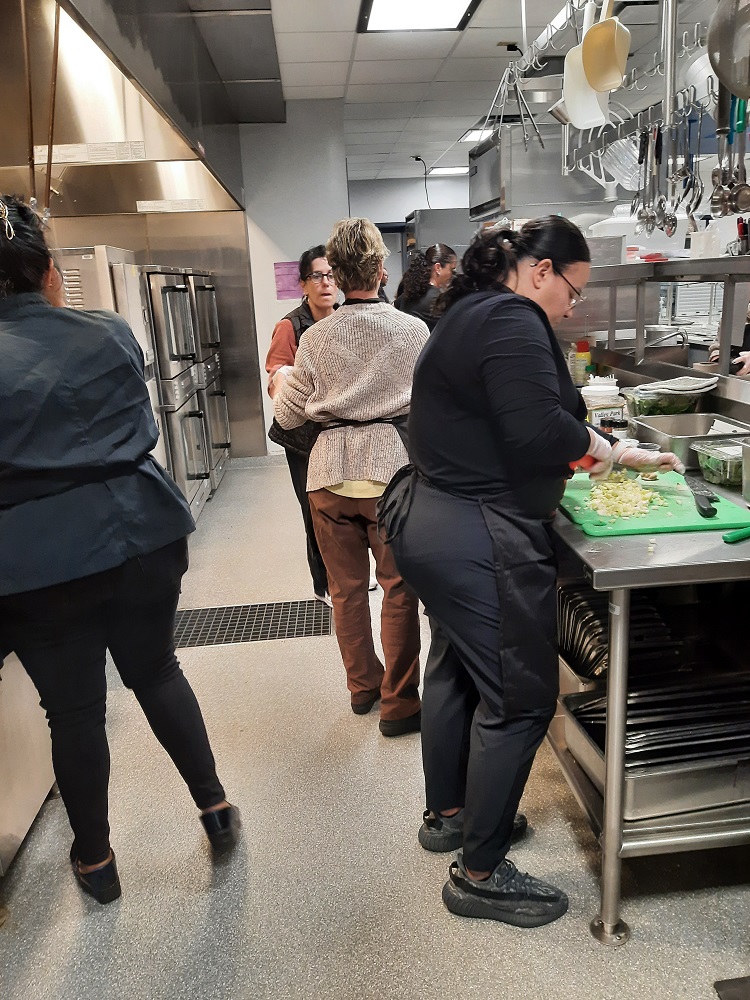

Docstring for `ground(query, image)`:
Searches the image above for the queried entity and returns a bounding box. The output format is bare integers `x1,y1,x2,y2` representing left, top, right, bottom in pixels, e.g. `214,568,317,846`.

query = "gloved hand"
612,441,685,474
733,351,750,376
269,365,294,399
573,427,613,481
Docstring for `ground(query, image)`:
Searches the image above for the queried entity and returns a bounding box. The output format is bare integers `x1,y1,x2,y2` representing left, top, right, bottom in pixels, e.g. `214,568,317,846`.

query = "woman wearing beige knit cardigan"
272,218,428,736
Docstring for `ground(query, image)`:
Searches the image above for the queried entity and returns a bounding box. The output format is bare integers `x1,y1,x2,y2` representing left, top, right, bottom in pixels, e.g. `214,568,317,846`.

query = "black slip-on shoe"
201,804,242,856
351,689,381,715
379,710,421,737
70,844,121,905
442,853,568,928
418,810,528,853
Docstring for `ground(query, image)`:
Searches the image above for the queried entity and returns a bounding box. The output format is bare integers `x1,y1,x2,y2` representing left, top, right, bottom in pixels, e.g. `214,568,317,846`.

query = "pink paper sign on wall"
274,261,301,301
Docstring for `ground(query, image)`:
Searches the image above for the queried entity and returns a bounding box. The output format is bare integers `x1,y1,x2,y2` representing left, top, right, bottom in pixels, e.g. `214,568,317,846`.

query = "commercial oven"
160,365,211,521
56,247,165,466
196,354,230,491
142,266,199,381
186,270,222,363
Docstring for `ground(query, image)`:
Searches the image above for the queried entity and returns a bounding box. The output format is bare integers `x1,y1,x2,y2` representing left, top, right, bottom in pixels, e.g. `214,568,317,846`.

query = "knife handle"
695,494,717,518
570,455,595,471
723,526,750,543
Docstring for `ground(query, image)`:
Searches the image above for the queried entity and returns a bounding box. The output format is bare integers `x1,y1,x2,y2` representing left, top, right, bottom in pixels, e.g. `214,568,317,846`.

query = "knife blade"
683,475,719,518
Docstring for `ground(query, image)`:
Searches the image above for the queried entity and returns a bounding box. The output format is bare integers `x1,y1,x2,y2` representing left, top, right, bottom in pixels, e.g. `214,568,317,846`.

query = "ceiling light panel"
429,166,469,175
358,0,481,33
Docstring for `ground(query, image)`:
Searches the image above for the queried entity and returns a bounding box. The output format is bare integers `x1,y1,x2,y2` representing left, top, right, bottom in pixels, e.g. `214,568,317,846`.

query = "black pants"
0,538,225,866
285,449,328,596
391,479,557,872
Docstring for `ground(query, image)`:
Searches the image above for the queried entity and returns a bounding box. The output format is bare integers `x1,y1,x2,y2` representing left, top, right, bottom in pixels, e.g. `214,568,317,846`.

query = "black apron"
379,467,561,718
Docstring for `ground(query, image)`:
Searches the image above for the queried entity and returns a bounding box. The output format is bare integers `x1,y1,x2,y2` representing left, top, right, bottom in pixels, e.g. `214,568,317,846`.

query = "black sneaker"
379,710,421,737
201,804,242,856
442,853,568,927
418,809,528,853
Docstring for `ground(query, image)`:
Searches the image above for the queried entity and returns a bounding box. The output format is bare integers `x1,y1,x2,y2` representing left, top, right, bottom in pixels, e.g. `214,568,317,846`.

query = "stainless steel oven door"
147,272,198,379
163,390,211,519
205,375,231,455
190,276,221,361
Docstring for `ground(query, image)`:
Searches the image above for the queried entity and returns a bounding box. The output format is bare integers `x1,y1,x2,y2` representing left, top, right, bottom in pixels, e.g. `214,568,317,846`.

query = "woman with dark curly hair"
394,242,456,330
0,195,239,905
382,216,683,927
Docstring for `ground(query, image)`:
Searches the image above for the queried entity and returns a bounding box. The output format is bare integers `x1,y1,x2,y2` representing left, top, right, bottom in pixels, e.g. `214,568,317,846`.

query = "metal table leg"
590,586,630,946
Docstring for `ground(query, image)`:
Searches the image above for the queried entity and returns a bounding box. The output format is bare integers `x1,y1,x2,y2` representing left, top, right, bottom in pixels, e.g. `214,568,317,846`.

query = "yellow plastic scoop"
582,0,632,93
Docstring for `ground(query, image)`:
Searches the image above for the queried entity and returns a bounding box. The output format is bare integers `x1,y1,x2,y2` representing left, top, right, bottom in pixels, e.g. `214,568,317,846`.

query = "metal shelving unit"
551,511,750,946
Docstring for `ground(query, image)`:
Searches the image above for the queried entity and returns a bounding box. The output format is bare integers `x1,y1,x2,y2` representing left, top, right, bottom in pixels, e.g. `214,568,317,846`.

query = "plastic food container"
622,387,700,417
690,438,750,486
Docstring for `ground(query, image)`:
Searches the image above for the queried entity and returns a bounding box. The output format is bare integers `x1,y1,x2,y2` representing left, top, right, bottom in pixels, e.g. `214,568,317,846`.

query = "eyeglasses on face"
304,270,336,284
529,260,586,308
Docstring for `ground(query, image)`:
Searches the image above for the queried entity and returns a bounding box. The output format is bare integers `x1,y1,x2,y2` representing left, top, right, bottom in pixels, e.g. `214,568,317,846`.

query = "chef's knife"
683,475,719,518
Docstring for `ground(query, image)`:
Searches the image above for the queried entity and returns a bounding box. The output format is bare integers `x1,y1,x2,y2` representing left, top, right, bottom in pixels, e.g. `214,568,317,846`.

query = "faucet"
646,328,688,347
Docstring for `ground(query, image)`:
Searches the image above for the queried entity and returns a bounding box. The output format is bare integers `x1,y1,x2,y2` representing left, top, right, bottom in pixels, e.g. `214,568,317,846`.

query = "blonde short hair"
325,218,389,293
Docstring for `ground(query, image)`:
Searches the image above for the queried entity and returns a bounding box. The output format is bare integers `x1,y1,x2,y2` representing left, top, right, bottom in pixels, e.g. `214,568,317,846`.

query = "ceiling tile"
193,11,279,80
224,81,285,121
427,81,499,101
282,85,347,99
270,0,358,33
347,153,389,162
401,116,472,133
393,140,456,152
354,30,458,60
470,0,562,29
344,118,411,132
275,31,355,63
345,131,404,145
436,57,512,82
280,62,349,87
345,143,401,155
349,59,444,86
417,99,493,116
344,102,421,118
346,83,431,103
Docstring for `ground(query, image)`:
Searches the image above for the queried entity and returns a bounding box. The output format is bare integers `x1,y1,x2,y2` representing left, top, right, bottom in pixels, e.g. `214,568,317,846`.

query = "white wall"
348,176,468,225
239,99,350,447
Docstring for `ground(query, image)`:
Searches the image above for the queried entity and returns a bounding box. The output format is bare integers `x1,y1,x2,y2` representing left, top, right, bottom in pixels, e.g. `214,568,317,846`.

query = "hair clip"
0,200,15,241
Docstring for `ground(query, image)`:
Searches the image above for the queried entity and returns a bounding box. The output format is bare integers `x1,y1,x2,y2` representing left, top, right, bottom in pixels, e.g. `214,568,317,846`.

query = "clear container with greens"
622,387,700,417
690,438,750,486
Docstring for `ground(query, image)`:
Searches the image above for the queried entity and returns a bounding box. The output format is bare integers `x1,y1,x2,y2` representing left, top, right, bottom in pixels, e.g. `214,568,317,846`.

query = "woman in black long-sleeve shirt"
384,218,683,928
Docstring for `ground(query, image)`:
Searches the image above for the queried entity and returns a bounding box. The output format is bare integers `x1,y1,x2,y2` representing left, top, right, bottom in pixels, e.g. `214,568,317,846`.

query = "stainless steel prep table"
550,500,750,946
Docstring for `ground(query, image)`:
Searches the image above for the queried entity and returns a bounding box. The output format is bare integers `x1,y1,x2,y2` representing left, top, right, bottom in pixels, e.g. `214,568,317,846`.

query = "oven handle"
209,389,231,448
163,285,198,360
186,410,212,479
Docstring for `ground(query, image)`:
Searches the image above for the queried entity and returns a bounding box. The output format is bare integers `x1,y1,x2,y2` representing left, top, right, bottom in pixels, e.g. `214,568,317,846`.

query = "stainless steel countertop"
553,483,750,590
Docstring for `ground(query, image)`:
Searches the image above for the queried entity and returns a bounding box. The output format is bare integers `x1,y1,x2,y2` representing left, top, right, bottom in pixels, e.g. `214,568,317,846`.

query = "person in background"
0,196,239,905
272,218,427,735
378,266,390,303
266,246,337,607
708,302,750,374
383,218,683,926
394,243,456,330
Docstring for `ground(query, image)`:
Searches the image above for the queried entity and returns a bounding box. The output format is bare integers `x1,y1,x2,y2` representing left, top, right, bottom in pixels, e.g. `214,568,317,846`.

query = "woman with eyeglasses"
394,242,456,331
382,217,683,927
266,245,338,606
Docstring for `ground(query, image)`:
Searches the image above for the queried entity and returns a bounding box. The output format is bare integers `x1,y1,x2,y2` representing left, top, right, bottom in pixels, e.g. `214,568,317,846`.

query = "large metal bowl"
629,413,750,468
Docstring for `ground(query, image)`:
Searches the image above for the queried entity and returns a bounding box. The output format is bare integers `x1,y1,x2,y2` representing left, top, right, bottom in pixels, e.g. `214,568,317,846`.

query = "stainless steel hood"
0,0,239,215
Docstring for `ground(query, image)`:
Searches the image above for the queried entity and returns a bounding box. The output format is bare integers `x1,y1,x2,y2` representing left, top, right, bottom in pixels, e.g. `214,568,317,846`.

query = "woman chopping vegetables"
382,217,684,928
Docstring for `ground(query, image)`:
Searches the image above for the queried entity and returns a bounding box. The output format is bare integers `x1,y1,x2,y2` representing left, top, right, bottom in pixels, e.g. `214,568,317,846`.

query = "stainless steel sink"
630,413,750,468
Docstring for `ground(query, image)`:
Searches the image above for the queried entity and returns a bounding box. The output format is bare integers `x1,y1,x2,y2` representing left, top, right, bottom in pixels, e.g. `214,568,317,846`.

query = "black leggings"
0,539,225,865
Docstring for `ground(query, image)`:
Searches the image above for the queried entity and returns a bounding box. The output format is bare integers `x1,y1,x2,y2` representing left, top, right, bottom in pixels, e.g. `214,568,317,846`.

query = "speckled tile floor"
1,459,748,1000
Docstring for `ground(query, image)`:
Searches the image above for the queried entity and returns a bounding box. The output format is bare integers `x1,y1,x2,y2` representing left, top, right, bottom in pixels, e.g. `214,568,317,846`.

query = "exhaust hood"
0,0,238,215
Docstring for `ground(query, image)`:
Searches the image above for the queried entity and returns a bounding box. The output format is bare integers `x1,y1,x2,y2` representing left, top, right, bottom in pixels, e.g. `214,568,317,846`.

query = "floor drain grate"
174,600,332,647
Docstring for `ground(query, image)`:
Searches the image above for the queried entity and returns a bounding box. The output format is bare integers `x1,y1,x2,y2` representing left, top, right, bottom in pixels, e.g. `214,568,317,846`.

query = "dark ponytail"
401,242,456,301
0,195,52,299
437,216,589,314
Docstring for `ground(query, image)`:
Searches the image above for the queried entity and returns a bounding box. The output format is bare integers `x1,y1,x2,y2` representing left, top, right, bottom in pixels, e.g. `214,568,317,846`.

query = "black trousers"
391,479,557,872
285,448,328,596
0,538,225,866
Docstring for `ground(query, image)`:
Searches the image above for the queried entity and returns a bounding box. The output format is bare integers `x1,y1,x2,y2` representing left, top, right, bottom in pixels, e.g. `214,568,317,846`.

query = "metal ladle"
711,83,731,218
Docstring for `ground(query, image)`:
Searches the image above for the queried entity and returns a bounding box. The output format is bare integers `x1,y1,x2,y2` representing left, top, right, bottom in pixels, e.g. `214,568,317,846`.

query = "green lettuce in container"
690,438,749,486
622,387,700,417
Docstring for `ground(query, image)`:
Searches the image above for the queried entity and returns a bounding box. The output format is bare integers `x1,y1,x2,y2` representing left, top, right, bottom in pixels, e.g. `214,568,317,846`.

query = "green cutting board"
559,471,750,537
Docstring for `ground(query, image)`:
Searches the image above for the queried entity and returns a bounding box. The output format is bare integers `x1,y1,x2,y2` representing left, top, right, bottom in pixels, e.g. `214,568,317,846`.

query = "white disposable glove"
583,426,614,481
733,351,750,376
612,441,685,474
270,365,294,398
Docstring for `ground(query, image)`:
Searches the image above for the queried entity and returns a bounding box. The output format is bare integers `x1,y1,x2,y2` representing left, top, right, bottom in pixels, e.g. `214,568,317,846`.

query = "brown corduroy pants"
308,489,421,721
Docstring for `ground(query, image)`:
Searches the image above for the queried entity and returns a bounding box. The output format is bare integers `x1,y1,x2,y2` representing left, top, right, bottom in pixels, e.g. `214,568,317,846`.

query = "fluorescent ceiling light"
460,128,495,143
358,0,480,32
429,166,469,175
